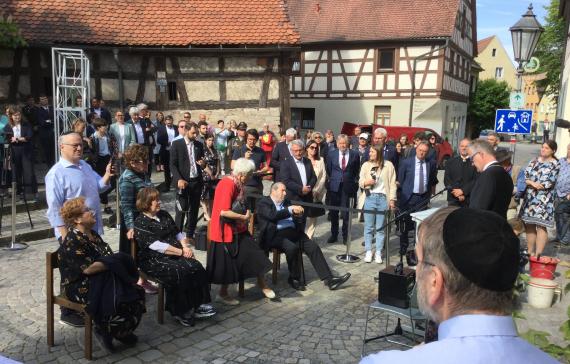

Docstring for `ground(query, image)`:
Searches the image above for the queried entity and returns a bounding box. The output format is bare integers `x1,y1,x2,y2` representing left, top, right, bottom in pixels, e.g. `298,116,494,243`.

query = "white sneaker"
364,251,373,263
375,252,383,264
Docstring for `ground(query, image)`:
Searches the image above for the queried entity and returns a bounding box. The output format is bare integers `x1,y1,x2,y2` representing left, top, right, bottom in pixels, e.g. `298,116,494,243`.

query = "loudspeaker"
378,265,416,309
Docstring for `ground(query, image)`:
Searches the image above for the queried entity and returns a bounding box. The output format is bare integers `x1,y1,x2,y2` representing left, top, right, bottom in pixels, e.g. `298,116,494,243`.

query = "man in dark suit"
170,122,205,240
156,115,178,192
325,134,361,244
398,141,438,255
128,106,154,175
372,127,398,166
468,139,513,218
89,97,112,126
444,138,477,207
256,182,351,291
270,127,296,181
36,95,55,166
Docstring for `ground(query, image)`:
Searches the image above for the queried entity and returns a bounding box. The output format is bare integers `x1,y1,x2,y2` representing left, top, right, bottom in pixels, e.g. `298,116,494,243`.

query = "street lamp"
510,4,544,91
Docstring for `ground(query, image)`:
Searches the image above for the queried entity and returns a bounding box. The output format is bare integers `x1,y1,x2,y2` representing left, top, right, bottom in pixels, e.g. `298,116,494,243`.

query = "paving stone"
136,349,163,362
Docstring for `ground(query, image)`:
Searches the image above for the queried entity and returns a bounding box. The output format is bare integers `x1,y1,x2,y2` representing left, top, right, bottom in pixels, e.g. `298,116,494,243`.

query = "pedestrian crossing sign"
494,109,533,135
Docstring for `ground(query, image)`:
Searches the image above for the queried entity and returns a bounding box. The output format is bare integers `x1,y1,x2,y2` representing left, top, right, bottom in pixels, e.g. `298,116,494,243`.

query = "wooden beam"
219,57,226,103
8,48,23,102
92,53,102,98
154,57,167,109
259,57,274,107
278,55,291,129
135,57,149,103
28,48,41,99
169,56,189,104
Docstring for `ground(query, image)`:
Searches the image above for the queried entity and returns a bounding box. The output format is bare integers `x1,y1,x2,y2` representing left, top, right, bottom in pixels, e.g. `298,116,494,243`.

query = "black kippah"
442,208,520,292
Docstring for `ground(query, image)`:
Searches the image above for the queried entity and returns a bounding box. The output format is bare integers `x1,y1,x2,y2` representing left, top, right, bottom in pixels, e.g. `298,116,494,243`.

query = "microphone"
555,118,570,129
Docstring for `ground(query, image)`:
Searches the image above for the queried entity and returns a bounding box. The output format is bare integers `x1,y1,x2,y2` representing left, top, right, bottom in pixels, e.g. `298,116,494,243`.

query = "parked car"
479,128,506,141
341,122,453,168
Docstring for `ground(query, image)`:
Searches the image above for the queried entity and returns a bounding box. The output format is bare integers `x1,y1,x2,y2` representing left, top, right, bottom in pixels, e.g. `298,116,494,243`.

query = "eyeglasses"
314,136,322,139
469,152,480,160
308,146,317,150
62,143,82,149
178,125,186,128
116,114,124,117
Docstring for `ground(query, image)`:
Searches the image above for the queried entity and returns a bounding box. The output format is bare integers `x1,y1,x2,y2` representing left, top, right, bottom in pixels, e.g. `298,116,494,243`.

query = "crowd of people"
2,95,566,360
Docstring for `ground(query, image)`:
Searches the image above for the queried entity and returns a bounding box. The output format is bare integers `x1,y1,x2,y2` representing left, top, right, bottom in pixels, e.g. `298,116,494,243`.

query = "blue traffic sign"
494,109,533,135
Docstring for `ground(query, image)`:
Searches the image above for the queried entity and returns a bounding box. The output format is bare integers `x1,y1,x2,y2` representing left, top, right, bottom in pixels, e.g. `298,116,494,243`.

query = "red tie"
341,152,346,171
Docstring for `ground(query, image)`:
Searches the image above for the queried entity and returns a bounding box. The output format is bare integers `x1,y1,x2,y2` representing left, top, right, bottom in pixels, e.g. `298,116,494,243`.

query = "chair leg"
47,301,54,347
272,250,279,284
238,280,245,297
157,284,164,324
361,305,371,358
298,246,306,286
84,315,92,360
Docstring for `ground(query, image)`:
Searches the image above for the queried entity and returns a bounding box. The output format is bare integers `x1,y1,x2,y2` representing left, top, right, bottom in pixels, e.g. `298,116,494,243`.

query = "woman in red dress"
259,124,275,172
207,158,274,305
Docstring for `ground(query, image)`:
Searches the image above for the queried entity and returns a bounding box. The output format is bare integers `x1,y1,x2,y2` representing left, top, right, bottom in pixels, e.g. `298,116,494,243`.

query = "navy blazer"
270,141,291,181
5,122,34,152
36,106,55,135
398,156,438,207
156,124,178,153
382,144,398,166
325,148,360,194
280,157,317,203
89,107,112,126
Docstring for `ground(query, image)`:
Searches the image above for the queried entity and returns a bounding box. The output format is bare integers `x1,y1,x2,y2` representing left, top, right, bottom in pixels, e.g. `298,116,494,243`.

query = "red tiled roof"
286,0,461,44
477,35,495,54
1,0,300,47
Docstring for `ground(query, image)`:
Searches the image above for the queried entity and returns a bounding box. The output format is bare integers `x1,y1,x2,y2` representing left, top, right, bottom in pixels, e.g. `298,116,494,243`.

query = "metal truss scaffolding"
51,47,90,159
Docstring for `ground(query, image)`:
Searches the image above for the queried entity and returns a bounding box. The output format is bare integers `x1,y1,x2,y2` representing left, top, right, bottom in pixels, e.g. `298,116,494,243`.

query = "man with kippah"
361,207,558,364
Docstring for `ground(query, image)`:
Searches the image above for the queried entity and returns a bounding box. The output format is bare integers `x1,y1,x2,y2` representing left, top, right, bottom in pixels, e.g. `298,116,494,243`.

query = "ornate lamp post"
510,4,544,92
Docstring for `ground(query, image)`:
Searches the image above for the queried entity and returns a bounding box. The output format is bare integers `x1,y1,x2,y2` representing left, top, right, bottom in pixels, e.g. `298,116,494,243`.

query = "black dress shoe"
116,333,138,347
94,328,115,353
342,236,348,245
288,277,306,291
327,236,338,244
327,273,351,290
59,312,85,327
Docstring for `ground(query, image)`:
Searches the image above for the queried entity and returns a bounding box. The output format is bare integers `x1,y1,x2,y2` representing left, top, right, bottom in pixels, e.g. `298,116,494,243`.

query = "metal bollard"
3,181,28,250
336,197,360,263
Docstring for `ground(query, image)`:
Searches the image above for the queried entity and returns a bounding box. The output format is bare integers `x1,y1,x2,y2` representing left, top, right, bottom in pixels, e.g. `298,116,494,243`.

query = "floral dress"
521,158,561,228
58,229,145,338
201,146,219,200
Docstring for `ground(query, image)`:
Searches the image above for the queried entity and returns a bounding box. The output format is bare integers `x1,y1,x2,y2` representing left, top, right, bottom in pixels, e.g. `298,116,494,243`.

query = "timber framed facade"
287,0,477,144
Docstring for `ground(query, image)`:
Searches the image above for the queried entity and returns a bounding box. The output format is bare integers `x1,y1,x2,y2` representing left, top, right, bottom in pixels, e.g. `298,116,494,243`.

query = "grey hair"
468,139,494,156
487,131,499,139
290,139,305,149
128,106,139,115
417,207,515,317
336,133,349,142
58,132,81,146
271,182,286,192
417,141,430,149
374,127,387,137
136,103,148,110
312,131,323,138
285,128,297,137
232,158,255,176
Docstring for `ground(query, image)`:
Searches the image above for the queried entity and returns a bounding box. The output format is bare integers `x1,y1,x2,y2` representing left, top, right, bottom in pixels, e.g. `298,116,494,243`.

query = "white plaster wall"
226,80,262,101
179,57,218,73
185,81,220,102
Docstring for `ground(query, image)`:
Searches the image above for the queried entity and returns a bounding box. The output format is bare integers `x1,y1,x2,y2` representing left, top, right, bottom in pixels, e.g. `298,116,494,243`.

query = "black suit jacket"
383,144,398,166
256,197,300,250
5,122,34,152
444,156,478,205
280,157,317,203
325,149,361,194
169,138,204,185
469,163,513,218
129,118,153,146
156,125,178,153
89,107,112,126
36,106,55,135
270,141,291,181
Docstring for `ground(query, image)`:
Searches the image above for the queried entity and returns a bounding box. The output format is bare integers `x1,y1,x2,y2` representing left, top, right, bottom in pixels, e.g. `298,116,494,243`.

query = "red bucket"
529,256,560,279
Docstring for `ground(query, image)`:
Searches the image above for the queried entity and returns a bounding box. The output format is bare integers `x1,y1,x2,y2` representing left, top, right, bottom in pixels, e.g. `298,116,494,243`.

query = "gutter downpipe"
408,39,450,127
112,48,124,112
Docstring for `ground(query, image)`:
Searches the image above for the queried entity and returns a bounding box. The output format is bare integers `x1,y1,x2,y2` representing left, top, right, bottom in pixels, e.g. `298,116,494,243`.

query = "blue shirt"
273,199,295,230
46,158,110,238
556,158,570,198
361,315,558,364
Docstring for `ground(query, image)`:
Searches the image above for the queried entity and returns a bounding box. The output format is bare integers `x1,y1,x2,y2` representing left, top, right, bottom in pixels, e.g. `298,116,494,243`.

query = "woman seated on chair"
207,158,274,305
57,197,144,353
134,187,216,326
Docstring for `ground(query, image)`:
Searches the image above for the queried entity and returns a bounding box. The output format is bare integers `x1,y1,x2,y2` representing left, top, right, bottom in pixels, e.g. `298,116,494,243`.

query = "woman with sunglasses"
118,144,157,294
304,139,327,239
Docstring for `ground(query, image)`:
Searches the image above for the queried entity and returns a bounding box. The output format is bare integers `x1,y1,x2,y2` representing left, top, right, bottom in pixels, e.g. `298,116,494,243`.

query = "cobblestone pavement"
0,172,568,363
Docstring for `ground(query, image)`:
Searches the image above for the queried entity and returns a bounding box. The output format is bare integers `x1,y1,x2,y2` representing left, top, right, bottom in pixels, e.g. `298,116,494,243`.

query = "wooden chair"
130,239,165,324
46,252,93,360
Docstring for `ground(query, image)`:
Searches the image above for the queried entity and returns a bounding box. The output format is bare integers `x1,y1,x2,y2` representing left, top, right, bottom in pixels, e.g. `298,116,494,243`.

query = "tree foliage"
534,0,565,99
467,79,510,137
0,12,26,49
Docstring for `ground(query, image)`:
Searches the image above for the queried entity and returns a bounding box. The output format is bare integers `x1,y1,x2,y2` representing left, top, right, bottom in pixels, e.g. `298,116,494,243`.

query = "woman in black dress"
134,187,215,326
58,197,144,352
201,133,220,221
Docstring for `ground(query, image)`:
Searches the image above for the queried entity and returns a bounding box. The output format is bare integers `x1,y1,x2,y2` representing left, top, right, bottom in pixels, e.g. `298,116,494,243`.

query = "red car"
340,122,453,168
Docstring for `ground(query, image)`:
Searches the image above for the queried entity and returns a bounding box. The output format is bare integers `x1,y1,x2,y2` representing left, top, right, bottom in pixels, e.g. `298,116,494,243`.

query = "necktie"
341,152,346,171
189,142,197,176
418,160,425,194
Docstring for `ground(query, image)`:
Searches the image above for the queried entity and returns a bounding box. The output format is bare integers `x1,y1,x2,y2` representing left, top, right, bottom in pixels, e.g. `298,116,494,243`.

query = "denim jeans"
363,193,387,252
555,197,570,243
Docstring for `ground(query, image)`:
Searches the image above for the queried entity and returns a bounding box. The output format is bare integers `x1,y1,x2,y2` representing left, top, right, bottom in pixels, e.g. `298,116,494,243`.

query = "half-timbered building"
0,0,300,128
287,0,478,141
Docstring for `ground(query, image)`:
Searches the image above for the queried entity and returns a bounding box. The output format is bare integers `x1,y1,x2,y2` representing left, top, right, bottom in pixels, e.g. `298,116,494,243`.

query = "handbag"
306,201,326,218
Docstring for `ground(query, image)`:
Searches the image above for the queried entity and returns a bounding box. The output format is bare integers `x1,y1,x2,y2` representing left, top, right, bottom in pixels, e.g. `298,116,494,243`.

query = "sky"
477,0,550,64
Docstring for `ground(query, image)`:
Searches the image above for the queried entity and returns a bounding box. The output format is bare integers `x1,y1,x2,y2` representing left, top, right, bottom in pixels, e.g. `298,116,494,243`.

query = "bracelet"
180,248,184,256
